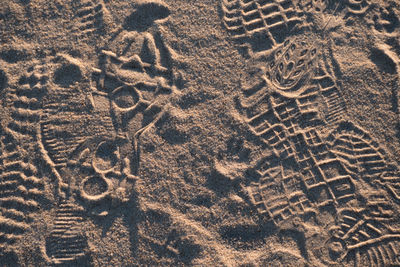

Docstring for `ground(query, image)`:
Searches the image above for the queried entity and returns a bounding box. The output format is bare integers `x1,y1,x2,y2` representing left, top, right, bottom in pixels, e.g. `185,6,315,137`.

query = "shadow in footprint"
53,63,83,88
0,69,7,92
123,1,170,32
369,47,396,74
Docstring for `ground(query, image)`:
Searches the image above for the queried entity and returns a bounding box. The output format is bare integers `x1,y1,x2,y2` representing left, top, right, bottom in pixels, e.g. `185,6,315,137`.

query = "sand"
0,0,399,266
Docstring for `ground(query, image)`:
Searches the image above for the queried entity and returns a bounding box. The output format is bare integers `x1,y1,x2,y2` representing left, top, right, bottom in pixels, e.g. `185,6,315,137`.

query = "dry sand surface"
0,0,400,266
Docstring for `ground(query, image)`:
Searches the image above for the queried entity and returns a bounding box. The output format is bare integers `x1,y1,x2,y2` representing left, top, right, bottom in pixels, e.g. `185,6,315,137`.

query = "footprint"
74,0,105,35
369,45,397,75
53,63,83,88
221,0,304,53
374,6,400,34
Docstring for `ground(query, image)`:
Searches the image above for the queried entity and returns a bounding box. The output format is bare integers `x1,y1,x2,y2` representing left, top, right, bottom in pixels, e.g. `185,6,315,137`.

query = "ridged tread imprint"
222,1,400,265
0,126,45,255
5,67,46,142
72,0,106,36
45,201,88,265
242,79,400,266
221,0,373,54
27,1,176,264
239,52,400,266
221,0,305,50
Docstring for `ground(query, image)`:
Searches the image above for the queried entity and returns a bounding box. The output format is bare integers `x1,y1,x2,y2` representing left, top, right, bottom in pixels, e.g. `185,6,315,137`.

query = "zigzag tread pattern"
241,74,345,145
221,0,305,49
327,122,396,180
0,126,45,253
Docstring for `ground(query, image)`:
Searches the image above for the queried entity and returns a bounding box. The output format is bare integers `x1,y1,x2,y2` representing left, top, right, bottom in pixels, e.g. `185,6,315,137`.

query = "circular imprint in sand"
94,141,119,171
81,175,110,200
111,85,140,109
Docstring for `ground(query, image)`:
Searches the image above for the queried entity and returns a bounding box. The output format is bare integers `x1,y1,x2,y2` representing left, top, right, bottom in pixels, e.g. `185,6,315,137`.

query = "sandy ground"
0,0,400,266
